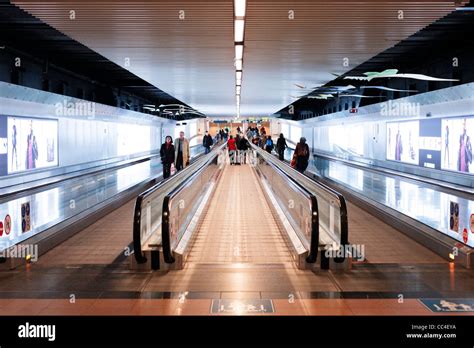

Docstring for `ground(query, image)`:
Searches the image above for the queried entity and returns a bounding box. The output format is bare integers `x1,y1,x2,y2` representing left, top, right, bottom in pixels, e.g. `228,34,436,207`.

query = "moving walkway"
133,143,349,271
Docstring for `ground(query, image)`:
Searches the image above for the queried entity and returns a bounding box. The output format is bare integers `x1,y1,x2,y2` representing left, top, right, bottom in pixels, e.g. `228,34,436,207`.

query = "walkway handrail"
133,143,224,264
251,143,349,262
255,149,320,263
161,145,225,264
284,147,349,247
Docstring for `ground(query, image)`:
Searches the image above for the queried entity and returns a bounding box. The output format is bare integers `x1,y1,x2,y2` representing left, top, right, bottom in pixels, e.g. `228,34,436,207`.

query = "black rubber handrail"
161,147,223,264
259,155,320,263
133,194,148,263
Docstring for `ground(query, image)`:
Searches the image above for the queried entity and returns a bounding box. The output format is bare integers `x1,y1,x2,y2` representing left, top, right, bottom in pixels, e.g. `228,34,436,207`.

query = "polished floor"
1,298,473,316
0,161,473,316
311,155,474,248
0,146,203,252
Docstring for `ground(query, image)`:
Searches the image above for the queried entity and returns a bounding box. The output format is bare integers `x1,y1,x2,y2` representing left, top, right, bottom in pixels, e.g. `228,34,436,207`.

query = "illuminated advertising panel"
386,120,419,165
441,116,473,174
328,125,364,157
0,116,59,176
387,116,473,175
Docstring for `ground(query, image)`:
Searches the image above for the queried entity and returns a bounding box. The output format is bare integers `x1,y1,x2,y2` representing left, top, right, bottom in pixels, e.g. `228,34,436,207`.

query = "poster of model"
441,116,473,174
0,116,7,176
386,121,419,165
7,116,59,174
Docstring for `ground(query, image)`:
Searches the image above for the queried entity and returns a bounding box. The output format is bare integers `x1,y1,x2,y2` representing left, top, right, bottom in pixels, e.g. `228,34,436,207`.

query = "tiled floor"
0,297,472,316
347,202,446,264
36,200,135,266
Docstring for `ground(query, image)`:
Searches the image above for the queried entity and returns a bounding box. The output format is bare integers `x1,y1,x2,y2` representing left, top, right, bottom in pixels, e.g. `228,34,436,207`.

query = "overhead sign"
210,299,274,314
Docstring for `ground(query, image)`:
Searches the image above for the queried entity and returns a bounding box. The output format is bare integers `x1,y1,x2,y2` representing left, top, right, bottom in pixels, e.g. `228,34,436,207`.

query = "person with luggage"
265,136,274,154
292,137,310,173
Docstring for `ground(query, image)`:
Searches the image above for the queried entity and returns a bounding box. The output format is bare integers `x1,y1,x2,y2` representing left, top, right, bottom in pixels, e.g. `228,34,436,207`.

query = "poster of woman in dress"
386,121,419,165
442,117,473,174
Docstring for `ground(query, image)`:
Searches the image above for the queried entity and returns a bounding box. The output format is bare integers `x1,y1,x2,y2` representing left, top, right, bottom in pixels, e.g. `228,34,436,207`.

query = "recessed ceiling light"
234,19,245,42
235,59,243,70
235,44,244,60
234,0,246,17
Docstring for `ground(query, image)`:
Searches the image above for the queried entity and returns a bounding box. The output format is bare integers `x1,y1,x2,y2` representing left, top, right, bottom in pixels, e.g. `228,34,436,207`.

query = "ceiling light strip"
234,0,246,118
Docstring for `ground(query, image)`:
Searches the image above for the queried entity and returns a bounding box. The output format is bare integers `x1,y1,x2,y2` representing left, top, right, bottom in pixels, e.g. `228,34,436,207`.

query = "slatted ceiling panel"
13,0,235,115
13,0,467,117
240,0,466,115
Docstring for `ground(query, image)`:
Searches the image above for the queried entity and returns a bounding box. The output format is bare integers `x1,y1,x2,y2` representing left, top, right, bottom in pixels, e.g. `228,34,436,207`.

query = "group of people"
159,127,311,180
215,129,229,143
226,133,251,165
159,131,191,179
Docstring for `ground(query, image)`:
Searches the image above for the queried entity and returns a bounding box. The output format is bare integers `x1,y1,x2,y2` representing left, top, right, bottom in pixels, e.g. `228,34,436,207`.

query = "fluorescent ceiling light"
235,45,244,60
236,86,241,94
236,79,242,86
236,71,242,80
235,59,242,70
234,0,246,17
234,19,245,42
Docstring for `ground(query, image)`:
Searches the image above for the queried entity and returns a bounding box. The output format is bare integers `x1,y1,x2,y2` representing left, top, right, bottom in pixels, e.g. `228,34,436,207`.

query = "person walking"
235,134,241,165
174,131,190,172
294,137,310,173
264,136,274,154
246,127,253,140
227,135,237,165
239,135,250,164
160,135,175,179
203,131,213,154
276,133,288,160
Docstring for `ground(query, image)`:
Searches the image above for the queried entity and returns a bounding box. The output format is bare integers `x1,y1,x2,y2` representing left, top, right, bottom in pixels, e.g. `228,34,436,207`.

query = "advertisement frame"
2,114,60,177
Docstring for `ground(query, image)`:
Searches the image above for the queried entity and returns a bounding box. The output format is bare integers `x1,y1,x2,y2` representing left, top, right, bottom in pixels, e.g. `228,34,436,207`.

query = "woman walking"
294,137,310,173
160,135,175,179
276,133,288,160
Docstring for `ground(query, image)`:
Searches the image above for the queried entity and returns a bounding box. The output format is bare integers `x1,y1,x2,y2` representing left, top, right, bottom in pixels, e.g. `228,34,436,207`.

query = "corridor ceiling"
12,0,469,118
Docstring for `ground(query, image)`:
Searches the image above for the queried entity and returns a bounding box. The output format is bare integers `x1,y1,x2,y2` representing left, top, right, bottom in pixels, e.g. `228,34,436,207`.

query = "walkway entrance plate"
211,299,274,314
419,298,474,312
